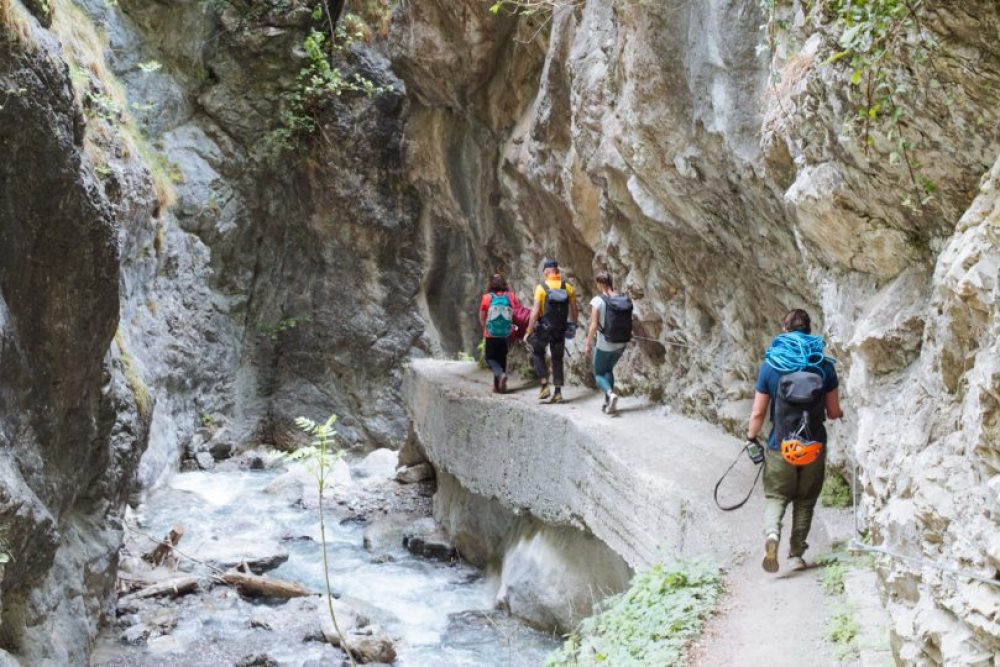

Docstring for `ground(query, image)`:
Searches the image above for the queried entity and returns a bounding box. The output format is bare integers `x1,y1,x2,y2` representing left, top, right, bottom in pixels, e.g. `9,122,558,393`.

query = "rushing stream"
91,457,559,666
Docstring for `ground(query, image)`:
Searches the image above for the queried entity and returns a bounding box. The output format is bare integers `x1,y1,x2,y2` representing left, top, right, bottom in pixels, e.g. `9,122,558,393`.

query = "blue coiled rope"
764,331,835,378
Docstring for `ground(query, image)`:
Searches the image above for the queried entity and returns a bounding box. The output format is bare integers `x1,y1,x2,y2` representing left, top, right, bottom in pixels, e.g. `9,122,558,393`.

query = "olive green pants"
763,447,826,558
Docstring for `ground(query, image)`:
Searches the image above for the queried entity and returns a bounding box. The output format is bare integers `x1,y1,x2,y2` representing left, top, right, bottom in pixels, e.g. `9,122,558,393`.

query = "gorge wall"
0,0,997,664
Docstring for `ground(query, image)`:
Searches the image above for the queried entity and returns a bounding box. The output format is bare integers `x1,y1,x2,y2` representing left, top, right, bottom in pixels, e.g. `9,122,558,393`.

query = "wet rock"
196,537,289,574
122,624,151,645
349,632,397,664
362,514,412,555
402,518,457,561
195,452,215,471
495,524,631,633
395,462,434,484
209,439,234,461
185,432,208,458
354,449,399,481
235,654,278,667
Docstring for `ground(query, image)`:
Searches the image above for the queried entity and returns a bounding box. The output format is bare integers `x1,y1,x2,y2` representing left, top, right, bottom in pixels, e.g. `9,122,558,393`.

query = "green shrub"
821,468,852,508
548,561,723,667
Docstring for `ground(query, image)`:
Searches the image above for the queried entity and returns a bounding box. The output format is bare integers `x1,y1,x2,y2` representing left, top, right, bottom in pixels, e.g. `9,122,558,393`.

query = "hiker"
479,272,521,393
746,308,843,573
583,270,633,415
524,258,578,403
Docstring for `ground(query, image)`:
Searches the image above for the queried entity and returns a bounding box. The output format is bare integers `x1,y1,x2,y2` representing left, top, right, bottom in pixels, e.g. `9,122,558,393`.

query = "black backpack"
599,294,633,343
774,370,826,447
541,281,569,334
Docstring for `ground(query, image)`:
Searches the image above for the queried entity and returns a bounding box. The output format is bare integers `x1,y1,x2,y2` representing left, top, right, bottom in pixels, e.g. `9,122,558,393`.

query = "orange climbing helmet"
780,439,823,466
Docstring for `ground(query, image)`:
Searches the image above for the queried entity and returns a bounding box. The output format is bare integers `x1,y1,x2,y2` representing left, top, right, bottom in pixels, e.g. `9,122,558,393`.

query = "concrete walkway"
406,360,857,666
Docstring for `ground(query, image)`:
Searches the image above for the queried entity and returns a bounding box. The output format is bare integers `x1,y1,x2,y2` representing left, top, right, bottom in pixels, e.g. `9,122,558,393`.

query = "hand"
584,342,592,357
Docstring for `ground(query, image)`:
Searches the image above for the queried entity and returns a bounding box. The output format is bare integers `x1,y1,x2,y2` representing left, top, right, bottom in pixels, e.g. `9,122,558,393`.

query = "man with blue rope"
746,309,843,573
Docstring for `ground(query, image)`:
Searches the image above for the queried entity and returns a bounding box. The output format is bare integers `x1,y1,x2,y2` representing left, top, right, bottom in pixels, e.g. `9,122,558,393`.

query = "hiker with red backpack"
524,259,578,404
746,309,843,573
480,273,521,393
583,270,633,415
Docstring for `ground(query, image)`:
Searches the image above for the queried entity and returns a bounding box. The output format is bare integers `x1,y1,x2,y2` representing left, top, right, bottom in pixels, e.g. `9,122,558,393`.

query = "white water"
93,465,558,666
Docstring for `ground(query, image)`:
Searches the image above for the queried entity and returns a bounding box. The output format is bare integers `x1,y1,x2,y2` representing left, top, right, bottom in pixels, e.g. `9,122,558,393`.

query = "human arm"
747,391,770,441
584,302,600,356
479,295,488,331
524,294,542,339
825,389,844,420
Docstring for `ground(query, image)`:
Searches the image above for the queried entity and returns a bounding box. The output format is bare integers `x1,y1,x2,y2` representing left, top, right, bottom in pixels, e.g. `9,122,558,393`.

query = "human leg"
592,349,614,394
789,452,827,558
762,447,796,571
550,337,565,388
530,333,549,384
484,338,504,381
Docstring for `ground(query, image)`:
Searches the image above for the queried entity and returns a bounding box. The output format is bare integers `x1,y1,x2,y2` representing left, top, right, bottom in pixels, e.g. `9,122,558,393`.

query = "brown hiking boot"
762,533,779,573
499,374,508,394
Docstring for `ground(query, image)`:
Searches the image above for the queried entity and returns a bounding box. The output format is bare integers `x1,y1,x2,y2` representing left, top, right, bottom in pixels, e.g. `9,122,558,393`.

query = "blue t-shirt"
755,360,838,449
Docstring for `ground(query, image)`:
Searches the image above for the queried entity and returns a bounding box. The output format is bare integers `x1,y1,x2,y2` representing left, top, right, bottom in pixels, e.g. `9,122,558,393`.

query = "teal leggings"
592,348,625,394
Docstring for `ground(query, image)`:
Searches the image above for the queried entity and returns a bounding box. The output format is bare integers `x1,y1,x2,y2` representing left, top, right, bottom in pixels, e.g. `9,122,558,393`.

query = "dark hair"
595,271,613,289
782,308,811,334
489,273,508,293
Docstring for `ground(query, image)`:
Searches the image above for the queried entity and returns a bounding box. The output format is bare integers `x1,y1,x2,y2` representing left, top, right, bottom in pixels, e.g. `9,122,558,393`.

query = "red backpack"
510,304,532,341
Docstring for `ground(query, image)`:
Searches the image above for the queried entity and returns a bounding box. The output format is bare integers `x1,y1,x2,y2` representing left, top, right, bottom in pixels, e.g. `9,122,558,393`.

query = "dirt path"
428,361,851,666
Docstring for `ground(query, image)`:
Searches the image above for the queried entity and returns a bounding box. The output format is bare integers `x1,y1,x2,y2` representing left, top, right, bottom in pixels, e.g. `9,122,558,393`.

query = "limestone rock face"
0,13,149,664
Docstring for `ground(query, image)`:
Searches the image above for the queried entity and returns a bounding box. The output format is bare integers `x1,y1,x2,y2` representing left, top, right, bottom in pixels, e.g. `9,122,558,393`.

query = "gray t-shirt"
590,295,627,352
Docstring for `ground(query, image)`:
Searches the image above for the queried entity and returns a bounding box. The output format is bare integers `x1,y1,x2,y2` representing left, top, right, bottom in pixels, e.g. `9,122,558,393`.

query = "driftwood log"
142,525,185,567
219,568,311,599
117,575,200,612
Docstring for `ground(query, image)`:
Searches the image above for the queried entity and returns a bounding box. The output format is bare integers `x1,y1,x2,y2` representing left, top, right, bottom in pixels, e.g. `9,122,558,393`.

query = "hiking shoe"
762,533,779,573
789,556,807,571
538,384,551,401
499,374,508,394
550,389,563,404
607,392,619,415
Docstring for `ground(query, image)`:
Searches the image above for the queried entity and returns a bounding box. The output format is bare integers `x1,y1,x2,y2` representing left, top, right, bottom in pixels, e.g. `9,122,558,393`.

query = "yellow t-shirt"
534,275,575,316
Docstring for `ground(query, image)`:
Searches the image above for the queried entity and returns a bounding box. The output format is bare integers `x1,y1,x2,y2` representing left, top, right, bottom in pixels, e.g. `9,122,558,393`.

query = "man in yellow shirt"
524,259,578,403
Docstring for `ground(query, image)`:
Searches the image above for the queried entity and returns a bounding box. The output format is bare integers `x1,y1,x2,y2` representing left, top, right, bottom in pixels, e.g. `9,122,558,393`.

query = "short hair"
488,273,508,292
595,271,613,289
782,308,811,334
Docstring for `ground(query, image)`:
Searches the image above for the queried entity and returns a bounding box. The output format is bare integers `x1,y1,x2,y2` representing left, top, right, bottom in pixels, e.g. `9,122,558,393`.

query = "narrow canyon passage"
0,0,998,665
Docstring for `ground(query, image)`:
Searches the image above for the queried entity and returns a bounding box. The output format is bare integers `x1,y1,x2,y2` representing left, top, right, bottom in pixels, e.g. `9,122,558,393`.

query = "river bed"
91,455,559,666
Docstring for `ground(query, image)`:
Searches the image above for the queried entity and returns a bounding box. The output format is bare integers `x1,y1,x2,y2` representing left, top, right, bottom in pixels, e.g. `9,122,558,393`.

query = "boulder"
395,462,434,484
402,518,457,561
195,451,215,471
354,449,399,481
209,439,234,460
349,632,397,664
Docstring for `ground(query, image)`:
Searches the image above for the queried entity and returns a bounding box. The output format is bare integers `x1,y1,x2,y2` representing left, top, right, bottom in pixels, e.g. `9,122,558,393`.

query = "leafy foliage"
489,0,579,17
760,0,957,209
262,2,394,155
258,315,312,342
820,467,852,508
829,602,860,660
548,561,723,666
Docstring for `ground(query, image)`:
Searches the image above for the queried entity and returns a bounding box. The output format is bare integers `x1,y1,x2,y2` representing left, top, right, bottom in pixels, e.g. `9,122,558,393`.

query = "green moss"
549,561,723,667
821,468,852,508
115,331,152,419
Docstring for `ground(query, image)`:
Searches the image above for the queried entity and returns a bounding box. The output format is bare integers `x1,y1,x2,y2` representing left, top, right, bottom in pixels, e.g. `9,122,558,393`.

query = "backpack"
773,370,826,457
541,281,569,334
511,304,532,341
599,294,633,343
485,292,513,338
